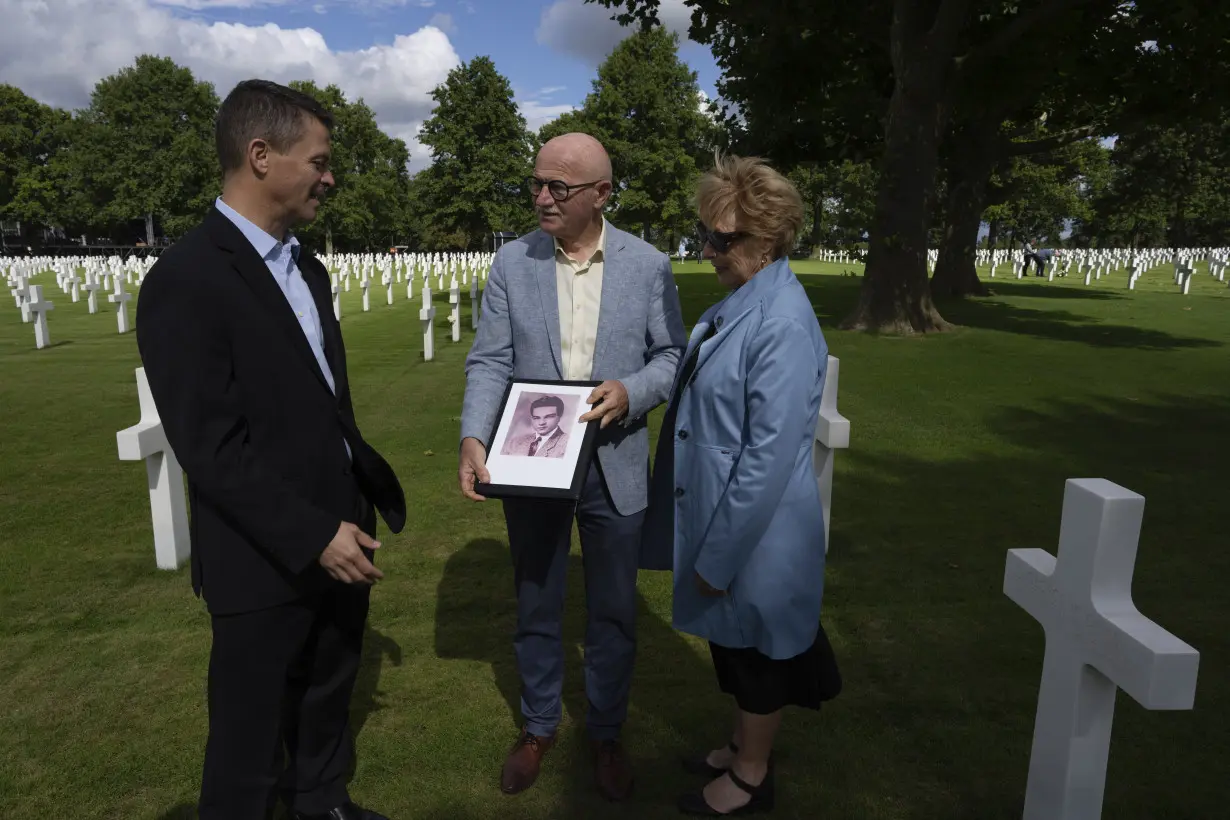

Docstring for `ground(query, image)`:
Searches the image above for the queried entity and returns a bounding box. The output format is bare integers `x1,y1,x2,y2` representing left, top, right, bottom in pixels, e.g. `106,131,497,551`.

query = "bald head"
537,133,612,183
532,132,613,245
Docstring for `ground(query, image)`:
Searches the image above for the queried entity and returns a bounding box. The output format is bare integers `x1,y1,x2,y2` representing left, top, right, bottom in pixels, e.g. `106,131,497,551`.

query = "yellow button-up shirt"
554,220,606,381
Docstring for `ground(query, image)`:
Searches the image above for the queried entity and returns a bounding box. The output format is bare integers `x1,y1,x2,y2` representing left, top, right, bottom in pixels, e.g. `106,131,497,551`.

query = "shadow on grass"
943,299,1222,350
684,266,1215,353
978,280,1125,300
155,804,195,820
817,390,1229,819
434,538,768,818
351,625,403,741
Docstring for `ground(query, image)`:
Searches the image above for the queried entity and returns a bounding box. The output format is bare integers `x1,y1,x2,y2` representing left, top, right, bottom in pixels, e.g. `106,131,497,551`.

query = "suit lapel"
301,251,347,403
206,209,334,398
533,233,564,378
694,305,756,375
592,225,631,377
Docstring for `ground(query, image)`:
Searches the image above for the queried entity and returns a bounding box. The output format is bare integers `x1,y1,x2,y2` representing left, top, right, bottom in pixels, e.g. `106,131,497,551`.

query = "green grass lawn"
1,258,1227,819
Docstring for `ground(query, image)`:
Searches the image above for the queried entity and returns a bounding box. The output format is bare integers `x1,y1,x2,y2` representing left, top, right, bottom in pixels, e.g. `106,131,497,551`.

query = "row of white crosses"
318,251,493,361
816,248,854,265
971,246,1230,293
5,255,147,349
112,346,1202,819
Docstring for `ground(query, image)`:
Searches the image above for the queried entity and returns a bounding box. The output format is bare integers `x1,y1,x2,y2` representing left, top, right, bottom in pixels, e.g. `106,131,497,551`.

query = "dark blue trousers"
502,461,645,741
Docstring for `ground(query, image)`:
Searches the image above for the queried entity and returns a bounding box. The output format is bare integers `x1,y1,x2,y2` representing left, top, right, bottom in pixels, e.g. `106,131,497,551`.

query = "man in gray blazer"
459,133,686,801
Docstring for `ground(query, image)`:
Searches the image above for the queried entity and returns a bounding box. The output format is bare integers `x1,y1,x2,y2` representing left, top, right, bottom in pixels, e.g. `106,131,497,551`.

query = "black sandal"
681,741,738,778
677,765,775,816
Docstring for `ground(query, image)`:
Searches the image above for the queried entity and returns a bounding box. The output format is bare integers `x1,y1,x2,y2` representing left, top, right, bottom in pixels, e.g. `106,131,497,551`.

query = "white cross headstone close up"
1003,478,1200,820
117,367,191,570
109,275,132,334
470,273,480,330
84,273,103,314
812,355,850,553
26,284,54,349
449,278,461,343
420,283,436,361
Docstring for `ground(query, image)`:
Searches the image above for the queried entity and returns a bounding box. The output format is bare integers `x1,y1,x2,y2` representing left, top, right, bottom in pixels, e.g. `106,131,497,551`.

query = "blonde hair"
696,153,804,259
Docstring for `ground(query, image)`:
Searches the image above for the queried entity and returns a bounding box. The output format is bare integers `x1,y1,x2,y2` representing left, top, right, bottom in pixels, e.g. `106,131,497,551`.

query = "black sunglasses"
529,177,604,202
696,221,749,254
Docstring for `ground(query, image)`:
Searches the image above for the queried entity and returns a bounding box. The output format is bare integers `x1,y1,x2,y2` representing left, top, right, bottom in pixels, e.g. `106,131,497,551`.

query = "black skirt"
708,621,842,715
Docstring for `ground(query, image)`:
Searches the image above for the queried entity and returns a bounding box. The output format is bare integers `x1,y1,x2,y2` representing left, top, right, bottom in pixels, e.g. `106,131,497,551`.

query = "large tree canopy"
289,81,412,254
409,56,536,251
539,27,716,250
594,0,1230,333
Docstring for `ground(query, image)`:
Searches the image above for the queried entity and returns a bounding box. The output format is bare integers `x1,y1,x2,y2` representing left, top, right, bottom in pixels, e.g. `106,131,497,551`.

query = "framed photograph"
476,379,602,501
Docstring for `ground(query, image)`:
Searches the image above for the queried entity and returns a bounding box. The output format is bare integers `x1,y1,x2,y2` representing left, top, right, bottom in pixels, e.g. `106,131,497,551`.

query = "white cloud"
537,85,567,96
428,12,456,35
0,0,460,168
535,0,693,64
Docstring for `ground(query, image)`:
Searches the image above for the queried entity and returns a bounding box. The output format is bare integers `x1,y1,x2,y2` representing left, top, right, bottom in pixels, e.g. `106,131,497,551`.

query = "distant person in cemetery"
135,79,406,820
643,154,842,816
1023,238,1045,276
1036,246,1056,276
459,132,687,801
502,394,571,458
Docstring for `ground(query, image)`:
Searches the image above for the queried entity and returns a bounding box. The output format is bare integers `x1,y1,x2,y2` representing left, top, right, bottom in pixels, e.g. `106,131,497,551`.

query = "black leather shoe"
677,767,774,816
291,802,389,820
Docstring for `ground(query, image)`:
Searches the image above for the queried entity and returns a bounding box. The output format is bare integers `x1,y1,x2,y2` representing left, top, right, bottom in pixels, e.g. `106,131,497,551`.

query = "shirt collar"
553,219,607,264
215,196,299,263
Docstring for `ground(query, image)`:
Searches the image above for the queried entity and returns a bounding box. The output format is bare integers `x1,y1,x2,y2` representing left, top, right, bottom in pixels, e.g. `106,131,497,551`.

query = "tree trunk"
841,34,950,332
145,213,154,246
931,123,997,298
987,218,1001,250
325,227,334,256
811,192,824,250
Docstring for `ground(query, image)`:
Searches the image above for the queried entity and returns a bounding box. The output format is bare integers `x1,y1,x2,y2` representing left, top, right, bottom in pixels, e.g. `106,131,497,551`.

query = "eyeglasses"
529,177,604,202
696,221,749,254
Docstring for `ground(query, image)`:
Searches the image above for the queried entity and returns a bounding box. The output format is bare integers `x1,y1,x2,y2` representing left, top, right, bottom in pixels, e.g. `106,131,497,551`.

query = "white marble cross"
812,355,850,552
1004,478,1200,820
84,273,103,314
27,284,54,349
470,274,480,330
109,275,132,334
420,283,436,361
361,274,371,312
449,278,461,342
117,367,191,570
67,270,82,303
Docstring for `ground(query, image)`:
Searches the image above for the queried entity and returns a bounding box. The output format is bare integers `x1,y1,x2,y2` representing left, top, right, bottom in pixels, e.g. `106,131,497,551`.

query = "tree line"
598,0,1230,331
3,6,1229,332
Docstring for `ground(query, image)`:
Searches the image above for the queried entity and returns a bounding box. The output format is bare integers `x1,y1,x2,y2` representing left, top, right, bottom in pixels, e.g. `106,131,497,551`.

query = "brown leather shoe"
591,738,634,802
500,728,555,795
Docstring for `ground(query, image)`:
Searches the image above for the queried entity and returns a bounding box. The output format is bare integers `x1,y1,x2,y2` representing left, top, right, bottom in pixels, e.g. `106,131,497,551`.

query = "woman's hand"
695,571,727,597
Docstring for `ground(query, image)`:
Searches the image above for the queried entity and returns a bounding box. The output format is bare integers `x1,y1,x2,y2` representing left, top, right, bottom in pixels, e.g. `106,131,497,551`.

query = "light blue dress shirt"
214,197,337,394
214,197,350,460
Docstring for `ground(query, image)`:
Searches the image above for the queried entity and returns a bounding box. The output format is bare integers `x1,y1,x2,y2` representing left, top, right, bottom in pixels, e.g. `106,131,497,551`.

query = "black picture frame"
475,378,603,501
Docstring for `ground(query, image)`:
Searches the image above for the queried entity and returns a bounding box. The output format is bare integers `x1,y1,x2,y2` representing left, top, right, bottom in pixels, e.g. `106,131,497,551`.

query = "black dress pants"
198,580,371,819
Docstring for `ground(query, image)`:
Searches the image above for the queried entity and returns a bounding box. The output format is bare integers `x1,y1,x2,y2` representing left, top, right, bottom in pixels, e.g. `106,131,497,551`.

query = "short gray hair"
215,79,332,175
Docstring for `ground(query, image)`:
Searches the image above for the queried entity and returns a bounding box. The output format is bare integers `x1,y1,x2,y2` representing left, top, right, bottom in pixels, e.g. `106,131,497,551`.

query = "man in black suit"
136,80,406,820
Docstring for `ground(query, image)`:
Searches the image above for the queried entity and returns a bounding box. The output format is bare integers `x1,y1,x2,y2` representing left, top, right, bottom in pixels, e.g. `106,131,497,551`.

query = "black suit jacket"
136,207,406,615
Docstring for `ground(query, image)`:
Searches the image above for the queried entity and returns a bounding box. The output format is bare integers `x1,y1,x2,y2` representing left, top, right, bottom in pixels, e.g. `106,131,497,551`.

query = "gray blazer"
461,223,686,516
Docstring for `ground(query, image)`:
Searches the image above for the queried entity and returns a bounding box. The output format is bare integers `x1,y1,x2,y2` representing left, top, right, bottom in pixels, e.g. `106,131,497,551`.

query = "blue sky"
196,0,723,111
0,0,720,170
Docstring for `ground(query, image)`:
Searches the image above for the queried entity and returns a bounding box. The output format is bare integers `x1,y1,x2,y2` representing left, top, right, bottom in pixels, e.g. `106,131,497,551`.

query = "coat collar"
204,207,337,400
685,256,796,382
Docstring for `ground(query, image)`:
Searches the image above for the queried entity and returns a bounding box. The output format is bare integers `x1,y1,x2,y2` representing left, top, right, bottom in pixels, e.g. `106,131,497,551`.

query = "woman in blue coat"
643,155,841,816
